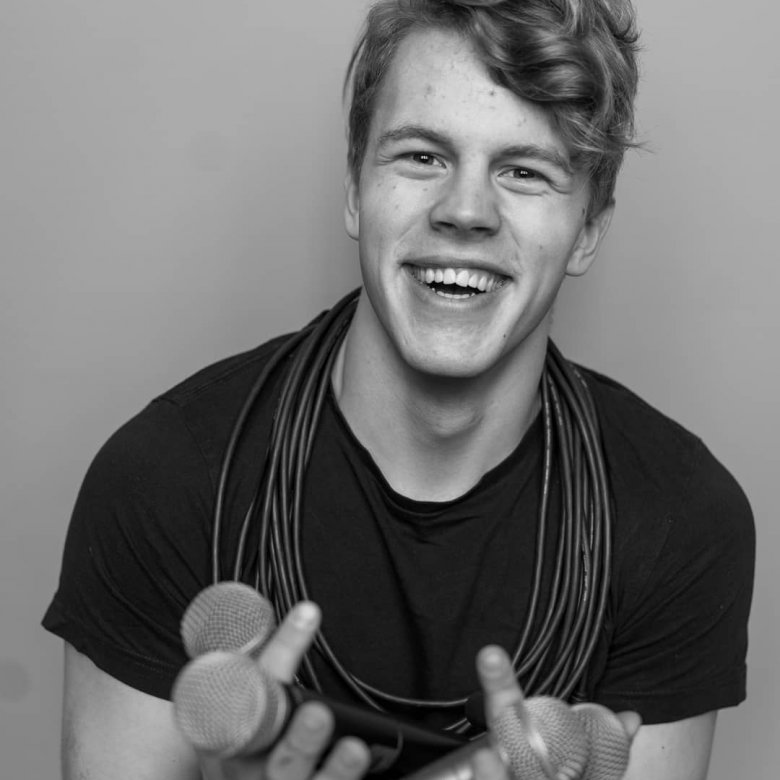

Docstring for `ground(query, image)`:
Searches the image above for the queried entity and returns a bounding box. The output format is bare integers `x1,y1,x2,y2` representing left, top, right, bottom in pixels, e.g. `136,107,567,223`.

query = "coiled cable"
212,287,612,731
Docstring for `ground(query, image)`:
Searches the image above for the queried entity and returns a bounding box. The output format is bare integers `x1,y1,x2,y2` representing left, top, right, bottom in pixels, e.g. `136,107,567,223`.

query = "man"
44,1,754,779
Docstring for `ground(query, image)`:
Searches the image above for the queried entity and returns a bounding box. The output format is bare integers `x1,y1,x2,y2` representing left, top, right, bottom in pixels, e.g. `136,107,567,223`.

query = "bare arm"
62,642,200,780
61,602,371,780
622,713,717,780
61,623,717,780
469,646,717,780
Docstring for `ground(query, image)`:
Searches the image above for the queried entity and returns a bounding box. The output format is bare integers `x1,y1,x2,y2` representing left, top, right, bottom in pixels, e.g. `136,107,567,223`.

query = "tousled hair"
345,0,640,216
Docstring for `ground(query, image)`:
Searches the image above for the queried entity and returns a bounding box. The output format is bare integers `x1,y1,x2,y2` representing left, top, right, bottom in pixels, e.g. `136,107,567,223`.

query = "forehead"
368,28,567,157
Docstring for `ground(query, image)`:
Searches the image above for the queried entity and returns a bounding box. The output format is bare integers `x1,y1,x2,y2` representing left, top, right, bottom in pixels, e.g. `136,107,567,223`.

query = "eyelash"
400,152,548,184
407,152,442,166
505,168,538,179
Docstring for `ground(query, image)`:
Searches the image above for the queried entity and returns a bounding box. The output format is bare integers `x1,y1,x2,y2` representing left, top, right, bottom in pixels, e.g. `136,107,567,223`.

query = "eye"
505,167,541,180
407,152,443,167
499,165,552,192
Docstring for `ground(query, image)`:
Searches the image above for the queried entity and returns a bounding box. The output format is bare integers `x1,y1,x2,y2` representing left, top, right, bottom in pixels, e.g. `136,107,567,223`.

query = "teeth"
410,265,505,295
455,270,470,287
437,290,474,299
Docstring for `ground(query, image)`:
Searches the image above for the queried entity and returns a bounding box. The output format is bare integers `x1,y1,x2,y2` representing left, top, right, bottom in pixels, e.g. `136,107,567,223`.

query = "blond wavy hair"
345,0,640,216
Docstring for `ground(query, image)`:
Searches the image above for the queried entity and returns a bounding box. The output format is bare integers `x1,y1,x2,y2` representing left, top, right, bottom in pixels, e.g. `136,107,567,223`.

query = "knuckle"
265,750,299,780
470,746,507,780
286,702,335,755
263,704,335,780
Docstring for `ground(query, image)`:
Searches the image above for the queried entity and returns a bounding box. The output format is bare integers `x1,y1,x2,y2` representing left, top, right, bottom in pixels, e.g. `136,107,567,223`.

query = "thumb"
259,601,321,683
615,711,642,743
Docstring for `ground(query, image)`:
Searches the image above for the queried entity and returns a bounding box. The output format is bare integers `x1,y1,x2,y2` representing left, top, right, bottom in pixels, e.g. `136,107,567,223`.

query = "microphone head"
492,696,589,780
172,651,287,757
571,703,632,780
181,581,276,658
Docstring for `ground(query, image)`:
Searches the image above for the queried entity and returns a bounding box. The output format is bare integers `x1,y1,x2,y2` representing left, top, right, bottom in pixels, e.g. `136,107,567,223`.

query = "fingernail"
480,646,506,676
339,738,368,768
301,706,327,732
291,601,318,629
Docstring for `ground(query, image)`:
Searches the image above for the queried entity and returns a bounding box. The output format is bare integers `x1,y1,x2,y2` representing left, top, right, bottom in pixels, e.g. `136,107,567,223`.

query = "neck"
331,295,548,502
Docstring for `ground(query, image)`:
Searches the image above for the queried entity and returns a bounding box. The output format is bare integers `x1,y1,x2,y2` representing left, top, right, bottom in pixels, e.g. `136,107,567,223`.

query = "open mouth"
406,265,508,299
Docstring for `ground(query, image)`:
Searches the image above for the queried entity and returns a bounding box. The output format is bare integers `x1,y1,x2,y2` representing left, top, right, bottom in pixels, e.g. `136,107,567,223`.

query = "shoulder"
582,367,708,472
578,368,754,721
93,331,295,487
579,365,754,628
155,332,294,445
43,331,299,696
79,330,299,565
161,331,293,408
580,366,752,524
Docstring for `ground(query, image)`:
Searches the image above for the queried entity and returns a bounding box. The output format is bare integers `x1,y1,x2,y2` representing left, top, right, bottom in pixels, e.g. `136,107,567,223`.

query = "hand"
198,601,371,780
468,646,642,780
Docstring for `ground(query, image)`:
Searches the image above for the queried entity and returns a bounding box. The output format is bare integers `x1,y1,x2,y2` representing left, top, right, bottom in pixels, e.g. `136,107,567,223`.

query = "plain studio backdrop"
2,0,778,776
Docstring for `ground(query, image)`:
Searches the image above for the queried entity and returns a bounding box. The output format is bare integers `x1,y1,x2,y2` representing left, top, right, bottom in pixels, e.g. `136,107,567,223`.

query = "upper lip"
403,255,511,278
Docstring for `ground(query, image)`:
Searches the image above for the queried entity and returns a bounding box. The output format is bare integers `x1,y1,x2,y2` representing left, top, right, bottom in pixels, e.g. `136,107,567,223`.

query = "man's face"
345,28,611,380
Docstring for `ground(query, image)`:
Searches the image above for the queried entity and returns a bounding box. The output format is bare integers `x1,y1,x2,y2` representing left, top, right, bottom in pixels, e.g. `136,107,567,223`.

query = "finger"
314,737,371,780
615,710,642,742
200,753,264,780
470,745,510,780
260,601,321,683
476,645,525,723
265,701,334,780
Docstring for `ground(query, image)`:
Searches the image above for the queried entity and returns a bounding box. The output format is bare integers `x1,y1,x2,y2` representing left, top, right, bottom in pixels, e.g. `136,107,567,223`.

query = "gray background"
2,0,778,776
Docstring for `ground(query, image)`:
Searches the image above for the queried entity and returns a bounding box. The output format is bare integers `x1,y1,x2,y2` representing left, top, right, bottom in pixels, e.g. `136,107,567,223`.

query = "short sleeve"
42,399,215,699
593,446,755,723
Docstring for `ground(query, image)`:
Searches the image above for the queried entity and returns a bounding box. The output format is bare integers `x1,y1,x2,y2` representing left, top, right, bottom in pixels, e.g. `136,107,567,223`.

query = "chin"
399,343,500,382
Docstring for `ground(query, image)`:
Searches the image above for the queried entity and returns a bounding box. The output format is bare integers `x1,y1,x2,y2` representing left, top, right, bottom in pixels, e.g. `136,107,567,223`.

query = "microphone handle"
289,687,467,775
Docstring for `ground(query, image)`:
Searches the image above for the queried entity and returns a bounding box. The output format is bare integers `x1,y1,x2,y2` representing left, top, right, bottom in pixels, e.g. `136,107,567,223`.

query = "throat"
346,387,529,502
333,292,541,502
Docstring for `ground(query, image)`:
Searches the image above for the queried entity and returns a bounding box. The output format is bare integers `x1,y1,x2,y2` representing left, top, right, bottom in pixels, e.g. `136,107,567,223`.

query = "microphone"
180,581,277,658
570,703,633,780
175,584,631,778
403,699,631,780
172,650,465,774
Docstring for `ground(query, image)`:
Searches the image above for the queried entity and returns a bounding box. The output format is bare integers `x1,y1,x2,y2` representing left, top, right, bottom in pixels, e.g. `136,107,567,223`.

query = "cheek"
523,212,585,265
362,187,419,243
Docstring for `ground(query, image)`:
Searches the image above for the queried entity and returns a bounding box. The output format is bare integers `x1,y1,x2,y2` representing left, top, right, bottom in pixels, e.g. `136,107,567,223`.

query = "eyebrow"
377,124,450,150
376,124,574,176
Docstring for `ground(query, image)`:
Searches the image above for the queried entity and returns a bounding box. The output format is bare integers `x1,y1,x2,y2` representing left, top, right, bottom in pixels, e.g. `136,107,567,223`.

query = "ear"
565,201,614,277
344,171,360,240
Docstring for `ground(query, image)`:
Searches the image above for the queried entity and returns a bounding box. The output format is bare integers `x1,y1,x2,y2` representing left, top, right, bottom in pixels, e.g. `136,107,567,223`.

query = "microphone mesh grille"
492,696,588,780
571,704,631,780
181,582,276,658
173,651,284,756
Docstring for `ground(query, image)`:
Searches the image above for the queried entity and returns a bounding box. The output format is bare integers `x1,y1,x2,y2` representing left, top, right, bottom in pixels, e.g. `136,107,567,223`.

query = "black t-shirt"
42,331,754,727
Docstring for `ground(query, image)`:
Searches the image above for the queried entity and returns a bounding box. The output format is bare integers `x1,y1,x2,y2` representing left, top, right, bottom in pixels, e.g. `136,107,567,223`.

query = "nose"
429,167,500,237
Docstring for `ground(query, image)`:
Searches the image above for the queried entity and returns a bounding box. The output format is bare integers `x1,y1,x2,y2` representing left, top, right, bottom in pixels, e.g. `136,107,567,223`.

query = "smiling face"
345,28,612,381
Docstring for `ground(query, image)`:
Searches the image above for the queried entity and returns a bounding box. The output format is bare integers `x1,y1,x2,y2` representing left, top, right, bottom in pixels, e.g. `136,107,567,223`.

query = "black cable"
211,288,613,726
212,326,315,583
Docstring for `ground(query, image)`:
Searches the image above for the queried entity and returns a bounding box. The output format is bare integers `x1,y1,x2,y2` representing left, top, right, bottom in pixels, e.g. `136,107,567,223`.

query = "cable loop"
212,289,612,725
